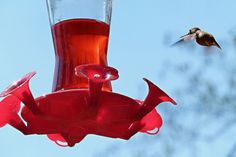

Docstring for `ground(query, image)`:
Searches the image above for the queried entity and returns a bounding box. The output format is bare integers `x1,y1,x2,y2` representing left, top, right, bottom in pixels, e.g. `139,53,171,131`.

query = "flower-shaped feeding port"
0,64,176,147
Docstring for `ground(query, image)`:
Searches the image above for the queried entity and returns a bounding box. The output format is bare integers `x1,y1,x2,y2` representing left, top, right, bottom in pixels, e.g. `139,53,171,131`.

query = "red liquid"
51,19,111,92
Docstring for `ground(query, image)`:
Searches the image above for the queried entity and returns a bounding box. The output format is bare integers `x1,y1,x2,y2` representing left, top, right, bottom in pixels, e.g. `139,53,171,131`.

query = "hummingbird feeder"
0,0,176,147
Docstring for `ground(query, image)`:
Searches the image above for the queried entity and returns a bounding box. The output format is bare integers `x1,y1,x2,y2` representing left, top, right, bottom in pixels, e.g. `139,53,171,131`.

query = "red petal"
0,72,39,114
137,78,176,119
47,134,68,147
0,95,21,127
75,64,119,83
0,72,36,97
140,109,162,135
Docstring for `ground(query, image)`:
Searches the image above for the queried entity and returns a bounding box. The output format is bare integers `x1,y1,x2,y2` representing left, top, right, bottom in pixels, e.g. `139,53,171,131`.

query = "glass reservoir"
46,0,113,92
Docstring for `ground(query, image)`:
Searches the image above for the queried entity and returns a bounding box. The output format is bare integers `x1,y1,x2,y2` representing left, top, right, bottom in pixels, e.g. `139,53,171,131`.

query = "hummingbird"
171,27,221,49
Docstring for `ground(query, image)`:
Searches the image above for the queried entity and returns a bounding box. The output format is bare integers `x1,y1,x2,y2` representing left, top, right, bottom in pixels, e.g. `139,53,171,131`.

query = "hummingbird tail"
214,41,222,49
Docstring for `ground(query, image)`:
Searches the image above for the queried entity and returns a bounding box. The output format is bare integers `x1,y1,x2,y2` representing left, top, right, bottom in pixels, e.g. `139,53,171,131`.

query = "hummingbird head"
189,27,201,34
180,27,201,38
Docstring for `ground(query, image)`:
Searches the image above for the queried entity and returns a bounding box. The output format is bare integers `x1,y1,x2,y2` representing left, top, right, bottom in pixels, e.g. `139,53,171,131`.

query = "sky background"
0,0,236,157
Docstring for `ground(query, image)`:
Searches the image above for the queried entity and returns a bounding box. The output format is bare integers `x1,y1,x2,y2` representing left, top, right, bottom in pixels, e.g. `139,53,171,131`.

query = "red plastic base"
0,64,176,147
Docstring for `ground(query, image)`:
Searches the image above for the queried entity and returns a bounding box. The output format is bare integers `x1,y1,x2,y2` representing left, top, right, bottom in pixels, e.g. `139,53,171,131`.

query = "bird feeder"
0,0,176,147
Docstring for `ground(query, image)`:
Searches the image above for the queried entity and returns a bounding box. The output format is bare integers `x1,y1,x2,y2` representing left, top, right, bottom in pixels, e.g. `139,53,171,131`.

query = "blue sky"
0,0,236,157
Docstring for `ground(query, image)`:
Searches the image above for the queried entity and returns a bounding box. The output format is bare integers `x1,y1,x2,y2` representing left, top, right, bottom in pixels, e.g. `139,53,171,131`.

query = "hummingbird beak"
180,33,190,38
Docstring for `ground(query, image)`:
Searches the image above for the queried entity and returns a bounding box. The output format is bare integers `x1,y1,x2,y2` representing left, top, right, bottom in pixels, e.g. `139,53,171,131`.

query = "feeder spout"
137,78,177,118
75,64,119,106
0,72,40,114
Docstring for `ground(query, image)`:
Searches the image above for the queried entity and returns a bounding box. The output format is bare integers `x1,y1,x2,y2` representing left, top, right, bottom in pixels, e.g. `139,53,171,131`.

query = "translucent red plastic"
0,64,176,147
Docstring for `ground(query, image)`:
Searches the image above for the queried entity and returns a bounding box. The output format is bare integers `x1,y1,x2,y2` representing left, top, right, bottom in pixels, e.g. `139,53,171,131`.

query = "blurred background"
0,0,236,156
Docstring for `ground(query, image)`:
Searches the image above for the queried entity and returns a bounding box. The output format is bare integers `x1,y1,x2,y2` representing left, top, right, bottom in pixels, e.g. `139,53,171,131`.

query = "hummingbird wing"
170,33,196,47
170,38,185,46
